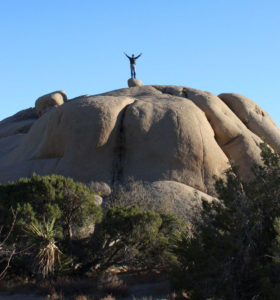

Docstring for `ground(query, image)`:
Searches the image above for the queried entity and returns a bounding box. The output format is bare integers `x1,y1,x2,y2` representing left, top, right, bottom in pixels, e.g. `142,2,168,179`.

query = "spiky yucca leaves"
25,218,63,278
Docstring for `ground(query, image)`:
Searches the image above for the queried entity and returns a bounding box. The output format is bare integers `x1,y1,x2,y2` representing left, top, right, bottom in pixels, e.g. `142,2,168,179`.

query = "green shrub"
173,143,280,299
0,174,102,278
87,205,185,271
0,173,102,241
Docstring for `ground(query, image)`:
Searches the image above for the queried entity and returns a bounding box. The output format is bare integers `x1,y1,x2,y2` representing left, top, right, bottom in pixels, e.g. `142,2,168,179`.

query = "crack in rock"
111,102,133,186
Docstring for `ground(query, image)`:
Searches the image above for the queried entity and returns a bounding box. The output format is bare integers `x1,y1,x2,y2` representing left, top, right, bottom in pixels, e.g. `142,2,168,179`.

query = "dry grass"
100,295,115,300
97,273,128,297
0,276,127,299
0,278,97,299
106,179,200,222
39,278,98,297
0,271,176,299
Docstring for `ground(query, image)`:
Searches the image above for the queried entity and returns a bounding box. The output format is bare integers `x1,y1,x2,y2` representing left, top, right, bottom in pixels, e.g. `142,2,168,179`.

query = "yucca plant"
25,218,62,278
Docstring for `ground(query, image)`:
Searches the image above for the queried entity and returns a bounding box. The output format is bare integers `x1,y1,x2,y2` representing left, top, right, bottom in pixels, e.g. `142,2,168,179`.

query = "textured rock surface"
35,90,67,116
0,108,37,138
219,93,280,152
128,78,144,87
0,85,279,199
123,180,216,221
164,86,264,180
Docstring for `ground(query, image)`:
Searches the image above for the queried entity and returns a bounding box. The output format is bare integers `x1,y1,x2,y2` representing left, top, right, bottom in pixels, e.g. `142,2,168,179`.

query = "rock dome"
0,85,279,200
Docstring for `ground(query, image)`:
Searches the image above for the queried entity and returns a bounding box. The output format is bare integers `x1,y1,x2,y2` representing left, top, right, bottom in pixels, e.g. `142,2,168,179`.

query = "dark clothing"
126,54,141,65
125,53,142,78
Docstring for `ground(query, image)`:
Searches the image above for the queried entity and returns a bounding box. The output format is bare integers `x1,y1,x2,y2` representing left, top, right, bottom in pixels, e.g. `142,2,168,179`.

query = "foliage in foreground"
0,173,102,240
0,174,102,278
82,204,186,272
24,217,63,278
174,143,280,299
6,142,280,296
0,174,187,279
0,208,17,280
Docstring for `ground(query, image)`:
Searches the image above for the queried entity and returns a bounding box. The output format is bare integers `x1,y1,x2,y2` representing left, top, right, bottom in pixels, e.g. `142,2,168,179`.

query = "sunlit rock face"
35,90,67,117
0,85,279,199
127,78,143,87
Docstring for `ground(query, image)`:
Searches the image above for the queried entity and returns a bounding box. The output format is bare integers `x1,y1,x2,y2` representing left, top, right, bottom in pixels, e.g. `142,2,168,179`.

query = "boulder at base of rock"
128,78,143,87
35,90,67,117
113,180,216,221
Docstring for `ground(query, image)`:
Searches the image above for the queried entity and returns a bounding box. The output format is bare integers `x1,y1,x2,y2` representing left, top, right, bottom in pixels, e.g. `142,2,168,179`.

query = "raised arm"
135,53,142,59
123,52,130,59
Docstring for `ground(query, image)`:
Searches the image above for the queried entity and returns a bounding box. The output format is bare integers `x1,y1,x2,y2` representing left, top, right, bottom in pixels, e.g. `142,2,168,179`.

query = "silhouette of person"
124,52,142,78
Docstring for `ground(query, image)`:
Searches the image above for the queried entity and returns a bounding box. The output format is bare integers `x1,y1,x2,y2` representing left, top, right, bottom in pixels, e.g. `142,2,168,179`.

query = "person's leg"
132,65,136,78
130,65,133,78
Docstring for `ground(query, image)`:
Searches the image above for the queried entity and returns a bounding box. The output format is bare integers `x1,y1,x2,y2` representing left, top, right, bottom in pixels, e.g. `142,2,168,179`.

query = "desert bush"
88,181,111,197
85,205,185,272
173,143,280,299
106,179,197,221
106,180,161,210
0,208,17,280
97,273,128,296
0,174,102,278
0,173,102,241
100,295,115,300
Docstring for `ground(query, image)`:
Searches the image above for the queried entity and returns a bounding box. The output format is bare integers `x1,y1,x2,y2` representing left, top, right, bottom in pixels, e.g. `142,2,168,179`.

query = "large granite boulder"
35,90,67,116
0,85,279,201
109,180,216,221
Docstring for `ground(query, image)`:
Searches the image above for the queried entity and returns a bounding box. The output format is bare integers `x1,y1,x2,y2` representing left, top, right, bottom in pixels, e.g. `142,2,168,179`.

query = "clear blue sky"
0,0,279,125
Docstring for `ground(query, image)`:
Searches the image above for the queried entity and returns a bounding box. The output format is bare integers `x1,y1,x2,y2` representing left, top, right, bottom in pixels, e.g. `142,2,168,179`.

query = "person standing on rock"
124,52,142,78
